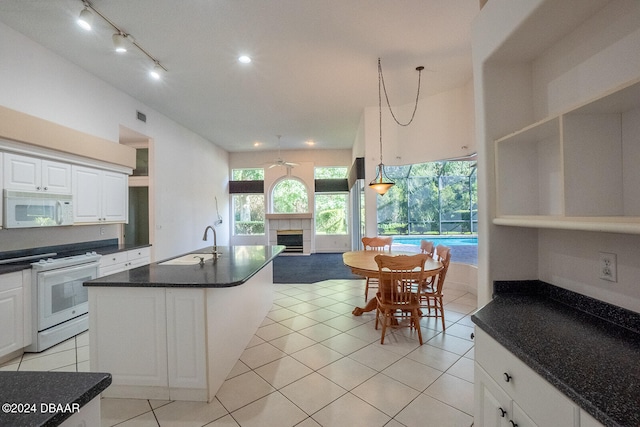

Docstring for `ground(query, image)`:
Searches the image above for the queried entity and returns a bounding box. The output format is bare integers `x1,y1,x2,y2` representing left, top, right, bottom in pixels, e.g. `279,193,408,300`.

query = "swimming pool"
391,235,478,247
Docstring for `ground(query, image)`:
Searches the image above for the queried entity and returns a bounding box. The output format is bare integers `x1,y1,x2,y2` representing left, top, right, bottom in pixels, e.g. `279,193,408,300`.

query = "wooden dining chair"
420,240,434,257
361,236,393,301
374,253,427,345
418,244,451,331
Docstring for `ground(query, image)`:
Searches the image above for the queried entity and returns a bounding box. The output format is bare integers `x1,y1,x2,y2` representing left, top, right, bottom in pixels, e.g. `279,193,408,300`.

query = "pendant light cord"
378,58,423,129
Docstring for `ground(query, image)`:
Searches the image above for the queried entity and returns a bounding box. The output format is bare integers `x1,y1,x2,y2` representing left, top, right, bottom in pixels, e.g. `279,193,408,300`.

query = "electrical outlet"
599,252,617,282
99,227,105,236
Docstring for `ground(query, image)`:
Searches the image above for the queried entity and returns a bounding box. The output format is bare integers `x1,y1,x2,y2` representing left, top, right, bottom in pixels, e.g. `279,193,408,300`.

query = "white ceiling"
0,0,479,152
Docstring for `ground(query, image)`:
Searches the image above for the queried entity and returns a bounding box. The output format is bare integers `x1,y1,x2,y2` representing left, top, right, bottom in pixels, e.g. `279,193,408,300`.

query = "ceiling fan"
268,135,298,169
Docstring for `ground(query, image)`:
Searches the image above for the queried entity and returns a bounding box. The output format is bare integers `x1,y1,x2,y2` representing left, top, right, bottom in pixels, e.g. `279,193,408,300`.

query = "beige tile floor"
0,279,477,427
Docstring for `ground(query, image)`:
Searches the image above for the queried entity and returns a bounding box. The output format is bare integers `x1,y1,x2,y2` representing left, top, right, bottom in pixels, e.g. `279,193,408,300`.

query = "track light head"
112,33,127,53
77,7,93,31
149,63,162,80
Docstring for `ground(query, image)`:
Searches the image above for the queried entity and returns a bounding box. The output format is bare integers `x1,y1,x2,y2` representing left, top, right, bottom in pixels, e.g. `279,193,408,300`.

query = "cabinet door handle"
509,421,518,427
498,407,507,418
503,372,512,382
470,332,475,340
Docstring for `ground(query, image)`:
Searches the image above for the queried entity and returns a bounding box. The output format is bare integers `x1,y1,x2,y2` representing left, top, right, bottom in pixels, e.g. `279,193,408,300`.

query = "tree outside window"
377,160,477,235
232,194,264,235
272,179,308,213
315,193,348,234
314,167,348,235
231,168,265,236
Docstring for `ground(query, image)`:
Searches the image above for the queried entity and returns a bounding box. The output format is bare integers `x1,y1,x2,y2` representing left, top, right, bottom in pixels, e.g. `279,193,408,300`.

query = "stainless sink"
159,253,214,265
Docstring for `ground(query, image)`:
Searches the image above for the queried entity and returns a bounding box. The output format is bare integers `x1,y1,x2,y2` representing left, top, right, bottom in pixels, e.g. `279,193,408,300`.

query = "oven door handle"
36,262,99,279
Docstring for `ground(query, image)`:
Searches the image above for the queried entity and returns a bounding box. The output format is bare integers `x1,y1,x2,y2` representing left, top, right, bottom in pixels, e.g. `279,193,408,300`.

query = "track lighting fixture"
112,33,127,53
149,63,162,80
76,0,167,80
77,7,93,31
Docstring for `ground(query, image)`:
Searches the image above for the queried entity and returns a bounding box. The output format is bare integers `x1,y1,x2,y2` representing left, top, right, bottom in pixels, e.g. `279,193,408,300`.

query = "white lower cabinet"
0,270,30,359
89,287,207,401
474,329,578,427
99,247,150,276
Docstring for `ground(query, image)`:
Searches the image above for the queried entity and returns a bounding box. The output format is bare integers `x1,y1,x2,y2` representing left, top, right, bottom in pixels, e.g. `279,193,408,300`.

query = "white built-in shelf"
494,78,640,233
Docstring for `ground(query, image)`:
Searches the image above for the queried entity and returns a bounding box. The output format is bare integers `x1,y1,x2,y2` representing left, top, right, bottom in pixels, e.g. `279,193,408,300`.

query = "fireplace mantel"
265,213,313,219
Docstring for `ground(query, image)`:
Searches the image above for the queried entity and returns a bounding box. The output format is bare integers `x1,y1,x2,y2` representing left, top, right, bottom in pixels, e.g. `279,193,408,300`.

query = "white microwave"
3,190,74,228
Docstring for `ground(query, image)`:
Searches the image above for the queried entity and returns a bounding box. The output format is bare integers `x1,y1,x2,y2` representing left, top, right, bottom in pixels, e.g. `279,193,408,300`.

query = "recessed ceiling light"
305,140,315,146
238,55,252,64
253,141,261,147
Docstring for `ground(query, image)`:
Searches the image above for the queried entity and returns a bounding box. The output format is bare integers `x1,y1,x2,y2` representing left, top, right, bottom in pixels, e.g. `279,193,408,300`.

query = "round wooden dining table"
343,250,443,315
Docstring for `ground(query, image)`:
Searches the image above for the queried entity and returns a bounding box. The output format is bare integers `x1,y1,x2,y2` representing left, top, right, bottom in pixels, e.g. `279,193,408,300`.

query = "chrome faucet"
202,225,221,258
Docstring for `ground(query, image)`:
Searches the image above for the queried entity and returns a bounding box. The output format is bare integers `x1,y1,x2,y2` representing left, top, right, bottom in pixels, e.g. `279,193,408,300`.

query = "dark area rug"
273,253,362,284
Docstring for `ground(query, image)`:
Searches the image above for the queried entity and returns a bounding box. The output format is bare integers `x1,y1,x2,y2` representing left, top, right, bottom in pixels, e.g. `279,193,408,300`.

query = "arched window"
272,178,308,213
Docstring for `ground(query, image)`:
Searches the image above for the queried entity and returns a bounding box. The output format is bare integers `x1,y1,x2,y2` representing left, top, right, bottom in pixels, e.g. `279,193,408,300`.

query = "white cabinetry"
99,247,150,277
494,79,640,234
3,153,71,194
72,165,127,223
474,329,578,427
0,270,30,360
89,287,207,400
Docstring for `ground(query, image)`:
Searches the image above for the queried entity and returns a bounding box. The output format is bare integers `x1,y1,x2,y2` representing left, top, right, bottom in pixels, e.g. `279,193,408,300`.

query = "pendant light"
369,58,424,196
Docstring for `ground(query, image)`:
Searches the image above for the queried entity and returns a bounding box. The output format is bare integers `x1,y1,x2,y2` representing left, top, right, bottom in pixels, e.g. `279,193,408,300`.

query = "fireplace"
266,213,313,254
277,230,304,253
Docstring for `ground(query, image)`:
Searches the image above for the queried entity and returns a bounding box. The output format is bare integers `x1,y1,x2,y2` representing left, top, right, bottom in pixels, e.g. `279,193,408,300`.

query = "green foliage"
315,167,348,179
273,179,308,213
315,194,348,234
232,194,265,235
232,168,264,181
377,160,478,235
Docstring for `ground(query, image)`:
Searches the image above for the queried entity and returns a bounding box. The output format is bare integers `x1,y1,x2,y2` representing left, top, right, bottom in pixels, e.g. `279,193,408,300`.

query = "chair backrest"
420,240,434,257
374,253,428,305
362,236,393,252
432,245,452,294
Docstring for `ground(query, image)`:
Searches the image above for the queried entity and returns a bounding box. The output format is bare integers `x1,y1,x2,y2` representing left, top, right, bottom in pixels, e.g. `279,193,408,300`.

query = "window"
314,167,349,235
377,160,477,235
232,194,265,235
315,167,347,179
315,193,348,234
232,168,264,180
231,168,265,236
272,178,308,213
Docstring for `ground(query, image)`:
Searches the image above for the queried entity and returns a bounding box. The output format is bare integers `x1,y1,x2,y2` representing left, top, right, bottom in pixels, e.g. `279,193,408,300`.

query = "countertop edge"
85,245,285,288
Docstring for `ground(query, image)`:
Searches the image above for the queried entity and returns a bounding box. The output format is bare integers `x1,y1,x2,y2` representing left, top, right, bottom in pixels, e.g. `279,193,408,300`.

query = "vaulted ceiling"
0,0,479,152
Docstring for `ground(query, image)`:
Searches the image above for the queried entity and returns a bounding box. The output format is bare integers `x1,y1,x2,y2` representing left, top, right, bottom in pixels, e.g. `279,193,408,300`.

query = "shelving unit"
494,78,640,234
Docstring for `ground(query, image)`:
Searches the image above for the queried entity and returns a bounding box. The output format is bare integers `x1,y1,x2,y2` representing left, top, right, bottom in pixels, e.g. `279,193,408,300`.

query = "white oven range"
25,252,101,352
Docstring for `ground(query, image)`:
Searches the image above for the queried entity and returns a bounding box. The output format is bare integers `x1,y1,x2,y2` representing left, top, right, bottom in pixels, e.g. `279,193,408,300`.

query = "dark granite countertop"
85,245,284,288
0,371,111,427
472,281,640,427
0,239,150,275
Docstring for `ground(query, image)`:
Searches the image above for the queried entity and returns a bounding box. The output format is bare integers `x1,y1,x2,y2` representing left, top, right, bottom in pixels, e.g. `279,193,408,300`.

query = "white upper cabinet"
3,153,72,194
494,79,640,234
72,165,127,223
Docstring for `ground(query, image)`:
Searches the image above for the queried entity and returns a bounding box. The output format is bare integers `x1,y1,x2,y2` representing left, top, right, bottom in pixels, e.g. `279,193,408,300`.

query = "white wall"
473,0,640,312
362,83,476,238
0,22,229,261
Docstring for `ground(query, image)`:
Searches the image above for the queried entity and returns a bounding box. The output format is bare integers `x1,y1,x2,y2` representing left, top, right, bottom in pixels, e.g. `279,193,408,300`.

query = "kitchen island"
84,245,284,402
